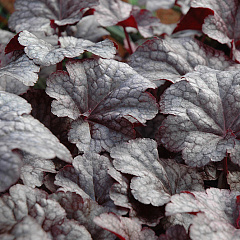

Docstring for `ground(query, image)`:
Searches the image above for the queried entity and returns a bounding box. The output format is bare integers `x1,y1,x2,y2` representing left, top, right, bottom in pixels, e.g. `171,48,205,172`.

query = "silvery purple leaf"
46,58,158,152
0,91,72,192
138,0,175,11
68,15,109,42
129,37,238,86
95,0,133,27
20,153,56,188
55,152,115,208
94,212,158,240
108,167,164,226
51,191,115,240
0,50,40,94
166,188,240,240
110,138,204,206
51,219,92,240
18,30,116,66
0,184,66,233
0,216,51,240
9,0,99,33
159,66,240,167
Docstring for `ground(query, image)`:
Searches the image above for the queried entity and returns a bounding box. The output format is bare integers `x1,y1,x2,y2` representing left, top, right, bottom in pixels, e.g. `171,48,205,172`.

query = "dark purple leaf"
9,0,99,33
159,66,240,167
46,58,158,152
158,225,189,240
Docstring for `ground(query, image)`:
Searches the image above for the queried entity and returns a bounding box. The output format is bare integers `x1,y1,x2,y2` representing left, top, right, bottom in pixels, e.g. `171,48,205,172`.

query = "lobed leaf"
94,212,158,240
46,58,158,152
9,0,99,33
0,91,72,192
166,188,240,240
159,66,240,167
18,30,116,66
129,37,238,86
55,152,115,208
110,138,204,206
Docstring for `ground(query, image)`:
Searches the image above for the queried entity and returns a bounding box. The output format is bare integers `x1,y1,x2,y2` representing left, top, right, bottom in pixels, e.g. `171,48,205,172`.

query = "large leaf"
158,66,240,167
46,58,158,152
0,91,72,192
165,188,240,240
110,138,204,207
129,37,238,86
9,0,99,33
94,212,158,240
18,30,116,66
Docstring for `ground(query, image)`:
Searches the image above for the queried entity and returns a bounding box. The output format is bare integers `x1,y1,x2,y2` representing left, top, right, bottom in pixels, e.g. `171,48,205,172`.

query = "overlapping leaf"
9,0,99,33
174,0,240,61
69,15,109,42
0,51,40,94
0,184,66,233
20,153,56,188
110,138,204,207
95,0,133,27
166,188,240,240
55,152,115,208
18,30,116,66
95,0,161,37
46,58,158,152
129,37,238,86
0,91,72,192
108,166,164,226
94,212,158,240
158,66,240,167
51,191,115,240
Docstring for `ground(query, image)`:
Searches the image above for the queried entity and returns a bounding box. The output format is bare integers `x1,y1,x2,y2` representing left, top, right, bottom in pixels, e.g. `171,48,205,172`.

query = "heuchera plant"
2,0,240,239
